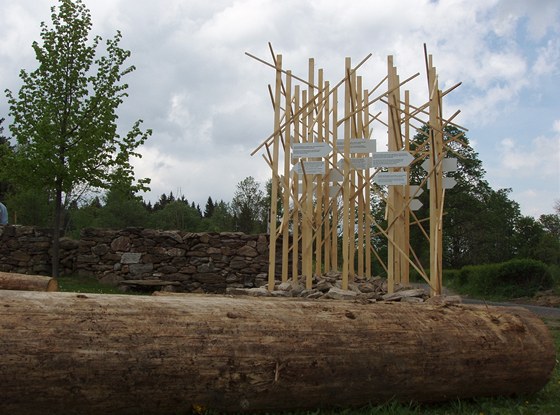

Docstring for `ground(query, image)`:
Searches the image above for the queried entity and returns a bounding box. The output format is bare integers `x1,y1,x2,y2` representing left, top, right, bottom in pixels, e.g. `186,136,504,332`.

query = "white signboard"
427,177,457,189
409,185,424,197
337,157,372,170
292,142,332,158
329,184,341,198
335,139,377,154
443,157,458,172
409,199,423,211
327,169,343,182
291,160,326,175
373,172,408,186
422,157,458,172
370,151,414,168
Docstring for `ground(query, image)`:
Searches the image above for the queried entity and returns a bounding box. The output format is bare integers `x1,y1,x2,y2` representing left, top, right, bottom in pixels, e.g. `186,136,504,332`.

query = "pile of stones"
226,271,462,304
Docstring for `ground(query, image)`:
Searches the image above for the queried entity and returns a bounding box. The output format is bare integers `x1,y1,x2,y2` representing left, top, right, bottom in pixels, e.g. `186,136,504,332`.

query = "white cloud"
533,38,560,76
492,0,560,40
498,133,560,178
514,189,551,217
1,0,559,217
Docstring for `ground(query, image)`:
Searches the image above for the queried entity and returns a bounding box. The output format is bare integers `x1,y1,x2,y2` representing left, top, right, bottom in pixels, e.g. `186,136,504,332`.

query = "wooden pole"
314,68,324,277
402,90,411,286
323,81,332,272
428,56,444,296
0,291,555,415
330,87,339,271
267,54,282,291
281,71,293,283
302,90,313,289
364,89,373,278
386,56,400,293
356,77,365,278
341,57,352,290
292,85,301,283
348,67,357,281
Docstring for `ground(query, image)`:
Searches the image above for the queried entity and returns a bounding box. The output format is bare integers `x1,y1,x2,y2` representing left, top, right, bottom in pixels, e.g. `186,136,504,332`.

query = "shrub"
453,259,553,299
492,259,553,297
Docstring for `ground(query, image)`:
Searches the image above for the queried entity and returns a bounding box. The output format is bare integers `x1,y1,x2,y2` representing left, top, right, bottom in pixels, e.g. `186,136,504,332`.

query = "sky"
0,0,559,218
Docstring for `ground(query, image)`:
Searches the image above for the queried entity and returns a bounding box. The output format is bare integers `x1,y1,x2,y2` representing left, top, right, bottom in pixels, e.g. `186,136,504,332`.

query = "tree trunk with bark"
0,291,555,415
0,272,58,291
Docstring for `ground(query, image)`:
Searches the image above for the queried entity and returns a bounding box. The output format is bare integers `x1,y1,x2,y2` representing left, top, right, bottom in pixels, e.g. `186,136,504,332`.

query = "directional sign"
409,199,423,211
443,157,458,172
422,157,458,172
373,172,408,186
409,185,424,197
291,160,326,175
337,157,372,170
335,139,377,154
370,151,414,168
329,184,341,198
327,169,343,182
427,177,457,189
292,142,332,158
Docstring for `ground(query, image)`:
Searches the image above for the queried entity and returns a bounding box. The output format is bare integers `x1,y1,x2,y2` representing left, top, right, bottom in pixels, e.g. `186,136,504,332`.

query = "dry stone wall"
0,225,288,292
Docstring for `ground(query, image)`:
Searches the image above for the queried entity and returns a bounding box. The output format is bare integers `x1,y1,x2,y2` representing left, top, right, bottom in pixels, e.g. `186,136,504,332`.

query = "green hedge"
453,259,553,298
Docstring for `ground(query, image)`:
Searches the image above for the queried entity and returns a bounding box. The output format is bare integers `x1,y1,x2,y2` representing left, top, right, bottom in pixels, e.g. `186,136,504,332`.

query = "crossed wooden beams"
247,43,465,296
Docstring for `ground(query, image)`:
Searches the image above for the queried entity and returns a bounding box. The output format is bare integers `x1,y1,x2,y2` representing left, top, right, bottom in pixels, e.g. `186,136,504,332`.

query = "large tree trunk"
0,272,58,291
0,291,555,415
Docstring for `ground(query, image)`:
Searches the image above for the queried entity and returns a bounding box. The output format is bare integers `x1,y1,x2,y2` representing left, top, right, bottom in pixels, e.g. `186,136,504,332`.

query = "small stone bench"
119,279,181,292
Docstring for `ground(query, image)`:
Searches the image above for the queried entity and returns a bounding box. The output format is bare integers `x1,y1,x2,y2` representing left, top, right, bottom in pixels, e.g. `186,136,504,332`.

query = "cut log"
0,291,555,415
0,271,58,291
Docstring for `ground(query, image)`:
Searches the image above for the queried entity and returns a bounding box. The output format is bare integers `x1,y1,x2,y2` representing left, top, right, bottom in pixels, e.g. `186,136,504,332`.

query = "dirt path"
410,283,560,320
461,298,560,320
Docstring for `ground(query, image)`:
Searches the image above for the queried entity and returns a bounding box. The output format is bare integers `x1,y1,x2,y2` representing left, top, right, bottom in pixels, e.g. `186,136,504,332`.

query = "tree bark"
51,183,63,278
0,291,555,415
0,272,58,291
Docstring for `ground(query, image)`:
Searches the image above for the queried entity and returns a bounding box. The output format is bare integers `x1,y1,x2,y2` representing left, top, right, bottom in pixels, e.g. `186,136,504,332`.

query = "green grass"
57,275,128,294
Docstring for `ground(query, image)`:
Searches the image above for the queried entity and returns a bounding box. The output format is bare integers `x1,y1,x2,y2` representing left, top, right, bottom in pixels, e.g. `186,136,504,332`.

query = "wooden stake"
267,54,282,292
341,57,352,290
314,68,324,277
330,87,339,271
428,58,443,296
281,71,293,283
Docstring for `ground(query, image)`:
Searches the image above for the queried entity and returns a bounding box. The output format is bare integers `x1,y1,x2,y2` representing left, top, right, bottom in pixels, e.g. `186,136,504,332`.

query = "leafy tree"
66,196,103,237
0,118,12,200
5,186,53,227
264,178,283,225
151,200,200,231
95,183,149,229
539,211,560,241
518,209,560,265
231,176,267,234
2,0,151,276
407,125,522,268
200,200,234,232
